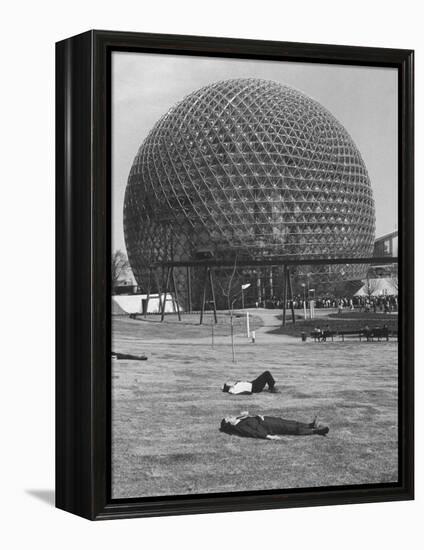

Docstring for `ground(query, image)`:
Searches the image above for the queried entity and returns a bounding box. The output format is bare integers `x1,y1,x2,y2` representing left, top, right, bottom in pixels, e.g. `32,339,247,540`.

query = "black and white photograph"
2,0,422,543
111,52,400,499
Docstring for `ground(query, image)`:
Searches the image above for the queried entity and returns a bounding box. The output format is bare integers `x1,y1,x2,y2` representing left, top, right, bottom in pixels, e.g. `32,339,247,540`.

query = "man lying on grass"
220,412,329,439
222,370,279,395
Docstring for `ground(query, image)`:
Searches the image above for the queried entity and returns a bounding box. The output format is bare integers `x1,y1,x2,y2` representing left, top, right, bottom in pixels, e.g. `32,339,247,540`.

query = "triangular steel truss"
123,78,376,302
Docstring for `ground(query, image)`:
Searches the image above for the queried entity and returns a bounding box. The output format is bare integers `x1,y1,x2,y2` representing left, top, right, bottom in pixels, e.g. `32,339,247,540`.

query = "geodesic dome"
124,78,375,292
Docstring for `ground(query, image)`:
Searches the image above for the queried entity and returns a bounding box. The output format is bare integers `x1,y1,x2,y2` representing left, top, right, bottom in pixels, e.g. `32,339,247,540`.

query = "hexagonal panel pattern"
124,78,375,289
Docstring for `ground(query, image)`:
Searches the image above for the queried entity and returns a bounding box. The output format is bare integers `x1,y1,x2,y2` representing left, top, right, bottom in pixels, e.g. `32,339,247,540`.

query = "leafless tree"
363,274,379,299
215,254,240,362
215,254,239,311
111,250,130,288
392,276,399,293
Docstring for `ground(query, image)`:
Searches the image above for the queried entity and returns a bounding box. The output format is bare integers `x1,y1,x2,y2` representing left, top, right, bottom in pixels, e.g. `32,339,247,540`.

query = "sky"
112,52,398,253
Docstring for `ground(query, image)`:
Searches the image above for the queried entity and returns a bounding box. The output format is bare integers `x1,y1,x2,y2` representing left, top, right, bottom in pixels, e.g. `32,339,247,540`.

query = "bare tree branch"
111,250,130,287
226,253,238,311
364,273,378,298
392,276,398,291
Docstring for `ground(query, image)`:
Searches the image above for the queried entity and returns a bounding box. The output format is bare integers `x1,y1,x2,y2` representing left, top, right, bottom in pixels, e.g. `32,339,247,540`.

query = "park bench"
367,327,390,341
309,327,396,342
310,330,337,342
338,328,392,342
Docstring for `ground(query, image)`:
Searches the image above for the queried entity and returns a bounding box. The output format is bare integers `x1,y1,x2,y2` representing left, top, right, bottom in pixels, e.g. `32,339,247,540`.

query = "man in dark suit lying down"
220,413,329,439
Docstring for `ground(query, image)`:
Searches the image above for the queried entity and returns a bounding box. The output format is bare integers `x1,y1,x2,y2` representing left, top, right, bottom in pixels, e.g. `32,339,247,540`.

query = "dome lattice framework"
124,78,376,298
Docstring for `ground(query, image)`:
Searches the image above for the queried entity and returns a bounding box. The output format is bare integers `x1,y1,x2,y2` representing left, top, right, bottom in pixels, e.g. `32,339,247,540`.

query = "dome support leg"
153,270,163,317
208,268,218,324
186,266,192,313
144,268,151,318
282,265,288,326
160,267,171,322
199,267,208,325
199,267,218,325
171,266,182,321
288,267,296,325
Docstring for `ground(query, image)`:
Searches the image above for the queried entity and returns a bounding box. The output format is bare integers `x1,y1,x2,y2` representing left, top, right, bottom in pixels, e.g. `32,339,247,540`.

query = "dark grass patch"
269,315,397,338
328,311,398,320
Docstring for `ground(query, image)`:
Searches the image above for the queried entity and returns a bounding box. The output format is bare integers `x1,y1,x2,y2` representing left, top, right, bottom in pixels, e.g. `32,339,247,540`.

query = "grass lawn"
112,313,398,498
114,311,263,342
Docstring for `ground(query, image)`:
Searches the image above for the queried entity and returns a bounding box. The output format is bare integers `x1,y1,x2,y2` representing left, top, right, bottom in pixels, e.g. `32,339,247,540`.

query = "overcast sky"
112,52,398,253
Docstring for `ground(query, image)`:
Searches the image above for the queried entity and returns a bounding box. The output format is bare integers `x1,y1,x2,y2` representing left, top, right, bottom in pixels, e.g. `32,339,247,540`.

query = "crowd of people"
257,294,398,313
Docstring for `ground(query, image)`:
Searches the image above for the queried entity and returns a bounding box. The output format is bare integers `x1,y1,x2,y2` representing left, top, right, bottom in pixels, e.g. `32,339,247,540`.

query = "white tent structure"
112,293,182,315
354,278,398,297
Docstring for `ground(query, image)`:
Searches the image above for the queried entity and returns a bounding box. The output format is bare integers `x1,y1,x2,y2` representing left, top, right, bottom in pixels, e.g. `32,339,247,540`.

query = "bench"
310,330,337,342
310,328,396,342
338,328,392,342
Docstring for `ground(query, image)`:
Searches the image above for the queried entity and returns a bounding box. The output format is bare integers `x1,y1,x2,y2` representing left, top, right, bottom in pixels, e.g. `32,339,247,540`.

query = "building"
124,78,376,307
374,230,398,258
369,230,398,279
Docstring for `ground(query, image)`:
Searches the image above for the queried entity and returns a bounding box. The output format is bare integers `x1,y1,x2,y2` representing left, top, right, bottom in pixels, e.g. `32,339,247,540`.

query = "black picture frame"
56,30,414,520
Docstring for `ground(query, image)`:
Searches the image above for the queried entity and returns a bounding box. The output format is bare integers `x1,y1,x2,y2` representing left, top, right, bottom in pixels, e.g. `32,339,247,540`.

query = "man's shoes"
269,386,280,393
314,425,329,436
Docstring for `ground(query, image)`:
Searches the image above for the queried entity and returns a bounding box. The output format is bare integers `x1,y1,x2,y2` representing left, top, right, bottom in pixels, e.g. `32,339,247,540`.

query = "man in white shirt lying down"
222,370,279,395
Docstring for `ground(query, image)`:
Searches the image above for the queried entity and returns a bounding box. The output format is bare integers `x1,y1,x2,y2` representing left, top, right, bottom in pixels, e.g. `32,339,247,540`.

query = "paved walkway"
113,306,390,351
232,307,338,344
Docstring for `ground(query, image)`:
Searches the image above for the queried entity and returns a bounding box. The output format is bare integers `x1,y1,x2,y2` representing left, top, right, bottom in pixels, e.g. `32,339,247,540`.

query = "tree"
392,276,399,293
363,273,379,300
111,250,130,288
217,254,239,312
215,255,240,363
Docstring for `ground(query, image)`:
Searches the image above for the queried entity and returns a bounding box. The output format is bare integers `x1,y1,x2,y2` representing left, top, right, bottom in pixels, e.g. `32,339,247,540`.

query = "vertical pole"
145,268,151,318
199,267,208,325
171,267,181,321
256,270,262,307
161,267,171,322
187,266,192,313
208,268,218,324
269,267,274,299
310,297,315,320
169,267,177,313
230,311,236,363
246,311,250,338
161,267,167,316
282,265,287,327
211,316,214,349
153,270,163,316
288,267,295,324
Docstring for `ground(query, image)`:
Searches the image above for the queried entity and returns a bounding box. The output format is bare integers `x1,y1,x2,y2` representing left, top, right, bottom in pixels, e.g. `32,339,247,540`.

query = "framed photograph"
56,30,414,520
